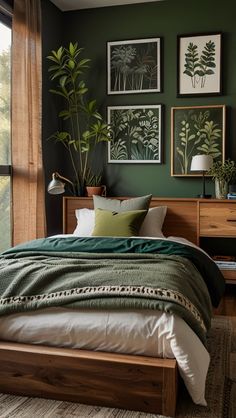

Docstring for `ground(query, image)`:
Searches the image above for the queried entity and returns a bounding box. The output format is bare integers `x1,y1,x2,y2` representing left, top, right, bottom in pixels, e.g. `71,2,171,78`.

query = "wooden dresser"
199,200,236,284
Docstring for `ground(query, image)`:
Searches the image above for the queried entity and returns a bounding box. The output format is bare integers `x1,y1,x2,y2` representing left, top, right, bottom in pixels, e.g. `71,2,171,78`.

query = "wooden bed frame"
0,196,200,417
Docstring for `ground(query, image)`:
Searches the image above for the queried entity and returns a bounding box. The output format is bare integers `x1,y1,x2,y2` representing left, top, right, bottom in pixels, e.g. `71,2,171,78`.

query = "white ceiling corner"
50,0,164,12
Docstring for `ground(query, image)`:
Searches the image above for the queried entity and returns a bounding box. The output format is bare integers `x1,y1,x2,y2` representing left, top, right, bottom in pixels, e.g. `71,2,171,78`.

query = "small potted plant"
84,168,106,197
208,159,236,199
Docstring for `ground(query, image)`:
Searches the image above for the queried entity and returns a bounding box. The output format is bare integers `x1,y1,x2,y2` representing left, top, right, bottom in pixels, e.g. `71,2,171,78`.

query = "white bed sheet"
0,307,209,406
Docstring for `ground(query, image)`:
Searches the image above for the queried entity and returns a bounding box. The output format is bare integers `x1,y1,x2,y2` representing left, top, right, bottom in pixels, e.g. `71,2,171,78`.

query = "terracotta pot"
85,185,106,197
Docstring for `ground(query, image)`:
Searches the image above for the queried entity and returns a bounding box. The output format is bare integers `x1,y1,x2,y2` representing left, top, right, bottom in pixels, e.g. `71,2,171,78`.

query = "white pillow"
138,206,167,238
73,208,95,236
73,206,167,238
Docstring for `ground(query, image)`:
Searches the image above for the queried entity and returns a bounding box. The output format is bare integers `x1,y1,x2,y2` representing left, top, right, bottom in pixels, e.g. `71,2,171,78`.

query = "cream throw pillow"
139,206,167,238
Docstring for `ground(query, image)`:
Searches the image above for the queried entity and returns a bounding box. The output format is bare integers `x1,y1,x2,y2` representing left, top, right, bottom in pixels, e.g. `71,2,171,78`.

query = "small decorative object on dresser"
190,154,213,198
84,169,106,197
207,159,236,199
227,184,236,200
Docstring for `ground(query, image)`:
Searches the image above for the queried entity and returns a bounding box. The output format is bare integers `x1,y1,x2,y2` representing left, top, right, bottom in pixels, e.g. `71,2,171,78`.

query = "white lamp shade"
190,155,213,172
47,178,65,194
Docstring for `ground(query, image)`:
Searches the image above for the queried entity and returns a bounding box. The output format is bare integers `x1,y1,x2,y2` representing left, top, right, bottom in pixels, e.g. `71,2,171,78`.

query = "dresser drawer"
200,202,236,237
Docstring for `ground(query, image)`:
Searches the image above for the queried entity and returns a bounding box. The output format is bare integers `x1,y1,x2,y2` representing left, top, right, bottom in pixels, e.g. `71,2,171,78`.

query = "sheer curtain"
12,0,46,245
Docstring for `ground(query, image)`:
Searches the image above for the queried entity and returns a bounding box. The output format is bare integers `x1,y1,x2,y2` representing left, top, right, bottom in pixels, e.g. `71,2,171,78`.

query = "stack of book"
215,260,236,270
227,185,236,199
227,192,236,199
213,255,236,270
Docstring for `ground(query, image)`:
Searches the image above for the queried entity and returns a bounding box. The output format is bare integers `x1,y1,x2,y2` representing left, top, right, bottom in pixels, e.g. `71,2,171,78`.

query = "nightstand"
199,200,236,284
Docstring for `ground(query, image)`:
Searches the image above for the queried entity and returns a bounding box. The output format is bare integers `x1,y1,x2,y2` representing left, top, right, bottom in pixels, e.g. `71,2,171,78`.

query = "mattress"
0,307,209,405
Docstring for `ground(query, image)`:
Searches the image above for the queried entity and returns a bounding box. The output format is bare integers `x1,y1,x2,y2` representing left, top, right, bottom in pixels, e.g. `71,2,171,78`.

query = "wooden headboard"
63,196,200,245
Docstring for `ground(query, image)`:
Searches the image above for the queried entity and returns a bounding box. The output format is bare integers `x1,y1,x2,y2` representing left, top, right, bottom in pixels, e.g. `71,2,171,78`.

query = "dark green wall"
42,0,236,232
61,0,236,198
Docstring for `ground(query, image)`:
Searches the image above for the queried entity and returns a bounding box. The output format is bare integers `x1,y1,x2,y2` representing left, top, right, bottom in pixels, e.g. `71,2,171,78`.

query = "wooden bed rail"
0,342,178,416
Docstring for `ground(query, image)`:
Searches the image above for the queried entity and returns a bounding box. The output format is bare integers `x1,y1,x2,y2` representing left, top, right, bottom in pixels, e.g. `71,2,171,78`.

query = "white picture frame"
108,105,163,163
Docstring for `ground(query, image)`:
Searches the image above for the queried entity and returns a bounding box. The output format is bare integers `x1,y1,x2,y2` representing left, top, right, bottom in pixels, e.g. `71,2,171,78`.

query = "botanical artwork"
171,105,225,176
107,38,161,94
178,33,222,96
108,105,162,163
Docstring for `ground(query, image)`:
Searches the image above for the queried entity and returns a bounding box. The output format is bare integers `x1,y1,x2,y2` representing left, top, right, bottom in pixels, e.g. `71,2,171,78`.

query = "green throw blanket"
0,237,225,344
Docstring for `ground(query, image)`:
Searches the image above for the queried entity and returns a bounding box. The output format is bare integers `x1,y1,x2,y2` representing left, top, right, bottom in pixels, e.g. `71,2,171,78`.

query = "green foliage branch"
184,40,216,89
208,159,236,183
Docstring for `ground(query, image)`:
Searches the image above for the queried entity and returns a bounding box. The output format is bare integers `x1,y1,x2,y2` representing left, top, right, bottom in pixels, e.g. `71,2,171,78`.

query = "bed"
0,196,225,417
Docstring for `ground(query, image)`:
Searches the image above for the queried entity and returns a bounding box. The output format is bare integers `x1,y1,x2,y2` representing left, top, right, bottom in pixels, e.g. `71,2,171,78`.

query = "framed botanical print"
107,38,161,94
171,105,225,176
177,32,222,97
108,105,163,163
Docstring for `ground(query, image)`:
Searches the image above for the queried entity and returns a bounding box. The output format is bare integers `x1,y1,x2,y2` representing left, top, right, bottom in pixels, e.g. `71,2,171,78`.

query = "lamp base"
197,194,212,199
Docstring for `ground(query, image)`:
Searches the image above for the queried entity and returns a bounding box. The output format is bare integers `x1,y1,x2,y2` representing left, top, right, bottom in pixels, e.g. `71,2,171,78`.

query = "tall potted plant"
208,159,236,199
47,42,111,195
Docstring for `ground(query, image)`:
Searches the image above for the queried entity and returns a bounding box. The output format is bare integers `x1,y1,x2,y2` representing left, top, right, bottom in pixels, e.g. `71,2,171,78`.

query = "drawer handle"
227,219,236,222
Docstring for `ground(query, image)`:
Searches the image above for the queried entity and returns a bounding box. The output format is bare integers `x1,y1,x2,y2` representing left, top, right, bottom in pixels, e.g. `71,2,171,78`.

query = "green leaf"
93,112,102,120
68,59,75,69
59,110,71,119
88,100,96,112
82,130,91,139
57,46,64,60
69,42,75,56
47,55,60,64
78,58,91,67
78,88,88,95
59,75,67,88
50,70,67,80
49,89,68,99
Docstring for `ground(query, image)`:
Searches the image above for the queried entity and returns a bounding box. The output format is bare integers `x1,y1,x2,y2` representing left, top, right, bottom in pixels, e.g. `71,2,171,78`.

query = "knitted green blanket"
0,237,225,344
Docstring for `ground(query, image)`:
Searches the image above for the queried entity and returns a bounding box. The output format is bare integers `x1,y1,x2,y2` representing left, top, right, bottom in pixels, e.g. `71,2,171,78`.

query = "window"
0,13,11,252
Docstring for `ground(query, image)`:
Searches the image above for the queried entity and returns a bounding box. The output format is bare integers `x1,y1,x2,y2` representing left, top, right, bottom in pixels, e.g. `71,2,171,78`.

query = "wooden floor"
214,284,236,316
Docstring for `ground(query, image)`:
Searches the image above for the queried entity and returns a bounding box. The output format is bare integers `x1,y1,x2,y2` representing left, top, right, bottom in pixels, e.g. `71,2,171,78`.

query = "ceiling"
50,0,163,12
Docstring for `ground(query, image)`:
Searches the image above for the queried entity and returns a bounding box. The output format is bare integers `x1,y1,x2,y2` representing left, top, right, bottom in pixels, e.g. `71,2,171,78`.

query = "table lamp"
47,172,75,195
190,155,213,198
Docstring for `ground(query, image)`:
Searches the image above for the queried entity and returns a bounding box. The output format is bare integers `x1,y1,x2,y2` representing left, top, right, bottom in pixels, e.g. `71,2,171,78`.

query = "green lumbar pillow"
93,194,152,212
92,208,147,237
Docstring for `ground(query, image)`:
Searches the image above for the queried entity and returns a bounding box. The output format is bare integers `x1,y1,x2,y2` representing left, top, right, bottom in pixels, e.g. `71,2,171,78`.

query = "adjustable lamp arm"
53,172,74,187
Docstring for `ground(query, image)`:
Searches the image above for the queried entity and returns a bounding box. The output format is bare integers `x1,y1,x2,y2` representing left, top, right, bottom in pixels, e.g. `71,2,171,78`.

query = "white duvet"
0,235,212,406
